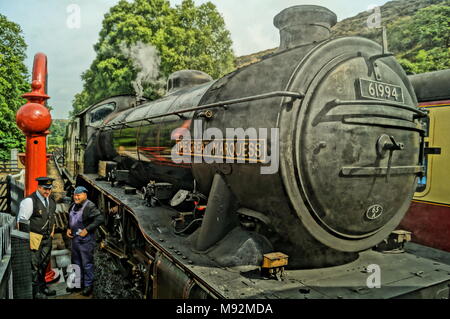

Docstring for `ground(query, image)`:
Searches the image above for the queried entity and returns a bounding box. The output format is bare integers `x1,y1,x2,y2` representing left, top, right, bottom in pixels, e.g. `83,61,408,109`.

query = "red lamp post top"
31,53,48,96
22,80,50,104
16,80,51,135
16,102,51,135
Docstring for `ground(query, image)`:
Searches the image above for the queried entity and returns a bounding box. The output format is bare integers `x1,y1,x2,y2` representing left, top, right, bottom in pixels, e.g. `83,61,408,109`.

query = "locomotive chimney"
274,5,337,52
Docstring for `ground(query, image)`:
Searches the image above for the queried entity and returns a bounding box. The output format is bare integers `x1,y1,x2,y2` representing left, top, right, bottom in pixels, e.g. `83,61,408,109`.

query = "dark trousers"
31,237,52,296
71,237,95,287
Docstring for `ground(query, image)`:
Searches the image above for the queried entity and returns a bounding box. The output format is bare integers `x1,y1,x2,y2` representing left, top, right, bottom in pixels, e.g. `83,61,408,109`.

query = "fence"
0,176,31,299
0,179,7,213
0,160,19,174
0,174,32,299
0,213,15,299
7,175,24,217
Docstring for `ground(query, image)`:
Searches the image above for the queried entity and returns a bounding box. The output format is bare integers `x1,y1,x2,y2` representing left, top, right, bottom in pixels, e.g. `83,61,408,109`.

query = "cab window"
90,103,116,125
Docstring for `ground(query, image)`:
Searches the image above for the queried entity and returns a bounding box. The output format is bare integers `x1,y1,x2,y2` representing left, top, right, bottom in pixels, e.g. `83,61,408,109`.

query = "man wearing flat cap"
17,176,57,299
66,186,104,296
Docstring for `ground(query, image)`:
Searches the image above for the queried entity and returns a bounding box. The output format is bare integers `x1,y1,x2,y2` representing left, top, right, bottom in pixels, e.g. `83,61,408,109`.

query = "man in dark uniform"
66,186,104,296
17,177,57,299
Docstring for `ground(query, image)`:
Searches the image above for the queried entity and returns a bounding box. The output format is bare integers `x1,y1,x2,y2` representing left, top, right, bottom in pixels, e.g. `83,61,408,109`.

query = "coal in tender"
93,247,142,299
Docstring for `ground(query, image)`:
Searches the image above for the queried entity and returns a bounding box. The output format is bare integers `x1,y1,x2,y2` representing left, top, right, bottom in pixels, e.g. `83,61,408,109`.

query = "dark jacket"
28,192,56,236
69,200,104,233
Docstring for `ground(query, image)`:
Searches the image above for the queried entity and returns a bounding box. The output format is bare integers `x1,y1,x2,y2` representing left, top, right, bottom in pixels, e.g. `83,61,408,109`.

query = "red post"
16,53,57,283
16,53,51,196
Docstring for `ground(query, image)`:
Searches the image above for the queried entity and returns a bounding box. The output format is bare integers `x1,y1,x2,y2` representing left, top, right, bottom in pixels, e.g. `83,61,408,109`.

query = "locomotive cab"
64,95,138,179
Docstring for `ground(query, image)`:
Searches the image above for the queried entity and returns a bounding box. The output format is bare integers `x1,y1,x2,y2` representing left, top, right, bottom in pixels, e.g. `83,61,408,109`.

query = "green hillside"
332,0,444,37
236,0,449,73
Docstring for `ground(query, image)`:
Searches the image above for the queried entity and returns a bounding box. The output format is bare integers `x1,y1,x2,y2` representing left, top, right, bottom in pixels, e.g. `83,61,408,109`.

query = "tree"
47,119,69,151
169,0,235,78
0,14,29,160
72,0,235,116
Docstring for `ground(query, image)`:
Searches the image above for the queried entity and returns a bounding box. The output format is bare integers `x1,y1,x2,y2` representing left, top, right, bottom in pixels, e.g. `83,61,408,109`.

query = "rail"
332,99,428,117
0,213,15,299
0,213,14,261
52,148,75,186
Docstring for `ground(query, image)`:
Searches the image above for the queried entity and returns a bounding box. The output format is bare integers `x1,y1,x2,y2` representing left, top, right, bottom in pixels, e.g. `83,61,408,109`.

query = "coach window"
90,103,116,125
417,158,428,192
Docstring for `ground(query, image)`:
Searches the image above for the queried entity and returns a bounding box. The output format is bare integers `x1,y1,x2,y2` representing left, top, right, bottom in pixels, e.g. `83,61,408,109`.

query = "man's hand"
79,229,88,237
67,229,74,239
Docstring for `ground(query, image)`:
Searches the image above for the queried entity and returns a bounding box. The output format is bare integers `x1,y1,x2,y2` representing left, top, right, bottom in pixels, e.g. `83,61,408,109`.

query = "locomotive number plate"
359,79,404,103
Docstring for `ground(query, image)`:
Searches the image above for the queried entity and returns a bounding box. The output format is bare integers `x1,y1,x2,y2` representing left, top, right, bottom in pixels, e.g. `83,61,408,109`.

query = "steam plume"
120,41,164,100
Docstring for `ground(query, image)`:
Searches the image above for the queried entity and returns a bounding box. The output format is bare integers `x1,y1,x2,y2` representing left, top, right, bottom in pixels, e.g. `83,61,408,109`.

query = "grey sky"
1,0,390,119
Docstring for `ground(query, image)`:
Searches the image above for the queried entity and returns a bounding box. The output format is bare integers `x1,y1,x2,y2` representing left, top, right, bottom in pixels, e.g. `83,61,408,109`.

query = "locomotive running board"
79,173,450,299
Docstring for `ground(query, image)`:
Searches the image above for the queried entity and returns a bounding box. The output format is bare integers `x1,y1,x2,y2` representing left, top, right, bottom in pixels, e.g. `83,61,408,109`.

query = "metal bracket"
174,113,186,120
377,134,404,159
424,147,441,155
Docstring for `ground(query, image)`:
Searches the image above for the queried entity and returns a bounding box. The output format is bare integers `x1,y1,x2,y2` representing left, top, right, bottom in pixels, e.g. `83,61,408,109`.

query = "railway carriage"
400,69,450,252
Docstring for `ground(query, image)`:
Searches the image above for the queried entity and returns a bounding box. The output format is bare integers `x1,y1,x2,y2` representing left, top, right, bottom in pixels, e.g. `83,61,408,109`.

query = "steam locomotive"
62,5,450,298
